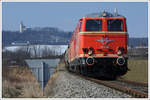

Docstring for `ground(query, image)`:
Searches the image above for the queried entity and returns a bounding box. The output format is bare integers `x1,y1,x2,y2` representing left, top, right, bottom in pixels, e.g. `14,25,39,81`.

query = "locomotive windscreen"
107,19,124,31
85,19,102,31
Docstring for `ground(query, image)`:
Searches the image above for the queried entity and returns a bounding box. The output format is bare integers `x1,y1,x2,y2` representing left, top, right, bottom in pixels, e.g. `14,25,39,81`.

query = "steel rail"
70,72,148,98
117,77,148,87
86,77,148,98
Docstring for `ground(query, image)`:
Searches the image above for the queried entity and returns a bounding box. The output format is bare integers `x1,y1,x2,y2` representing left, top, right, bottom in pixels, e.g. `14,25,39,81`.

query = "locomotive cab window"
107,19,124,31
85,19,102,31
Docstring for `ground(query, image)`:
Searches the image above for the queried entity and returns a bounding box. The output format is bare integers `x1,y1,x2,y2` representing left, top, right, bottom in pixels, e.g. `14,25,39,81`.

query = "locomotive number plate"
100,46,109,49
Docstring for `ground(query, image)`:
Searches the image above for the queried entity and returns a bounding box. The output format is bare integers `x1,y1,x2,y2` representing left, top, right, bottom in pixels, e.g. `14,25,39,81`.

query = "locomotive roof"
85,11,125,18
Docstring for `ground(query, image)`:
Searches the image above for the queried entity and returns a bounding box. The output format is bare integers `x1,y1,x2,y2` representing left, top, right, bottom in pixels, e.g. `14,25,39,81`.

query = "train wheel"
81,66,86,75
76,66,78,73
77,66,80,74
79,66,81,74
68,65,71,72
81,66,84,75
78,66,80,73
83,66,88,76
113,66,128,76
74,66,76,73
72,66,75,72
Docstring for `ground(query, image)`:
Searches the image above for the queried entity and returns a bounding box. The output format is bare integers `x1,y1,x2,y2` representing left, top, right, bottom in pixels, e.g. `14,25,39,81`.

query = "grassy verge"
2,66,44,98
2,59,66,98
122,58,148,83
44,60,66,97
44,72,60,97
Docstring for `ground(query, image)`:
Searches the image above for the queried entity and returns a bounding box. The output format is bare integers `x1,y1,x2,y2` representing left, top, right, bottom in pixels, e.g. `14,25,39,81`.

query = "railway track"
116,78,148,93
69,72,148,98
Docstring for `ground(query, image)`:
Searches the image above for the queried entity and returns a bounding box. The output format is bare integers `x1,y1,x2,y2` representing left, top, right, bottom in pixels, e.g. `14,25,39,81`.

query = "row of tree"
2,45,63,67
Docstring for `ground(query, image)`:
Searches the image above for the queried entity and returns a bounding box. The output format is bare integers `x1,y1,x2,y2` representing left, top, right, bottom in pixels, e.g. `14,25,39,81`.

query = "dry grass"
122,58,148,83
44,60,66,97
2,66,45,98
2,59,66,98
20,82,44,98
44,72,60,97
55,62,66,72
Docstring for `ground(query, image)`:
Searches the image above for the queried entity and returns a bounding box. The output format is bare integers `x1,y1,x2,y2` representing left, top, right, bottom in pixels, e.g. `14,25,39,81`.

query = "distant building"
20,21,26,33
11,41,30,46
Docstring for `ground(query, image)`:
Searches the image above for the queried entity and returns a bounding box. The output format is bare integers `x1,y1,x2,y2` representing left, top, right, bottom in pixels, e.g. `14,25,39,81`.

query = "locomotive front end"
67,11,129,79
78,12,128,78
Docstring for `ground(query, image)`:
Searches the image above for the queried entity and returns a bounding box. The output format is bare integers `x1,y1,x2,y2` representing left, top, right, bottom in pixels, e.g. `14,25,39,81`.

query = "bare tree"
2,46,31,67
32,45,41,58
42,46,50,58
21,45,31,58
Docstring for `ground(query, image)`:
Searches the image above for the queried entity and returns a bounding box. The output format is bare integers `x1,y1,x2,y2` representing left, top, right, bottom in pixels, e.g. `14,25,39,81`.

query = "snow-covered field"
3,45,68,55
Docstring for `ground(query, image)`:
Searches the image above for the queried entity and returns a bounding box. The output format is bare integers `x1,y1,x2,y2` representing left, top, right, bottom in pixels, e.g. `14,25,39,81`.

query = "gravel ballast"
48,71,132,98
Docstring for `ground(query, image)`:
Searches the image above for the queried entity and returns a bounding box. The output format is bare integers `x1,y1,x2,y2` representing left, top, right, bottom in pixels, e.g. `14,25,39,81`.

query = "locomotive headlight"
88,47,94,56
88,50,93,55
117,47,124,55
117,50,122,55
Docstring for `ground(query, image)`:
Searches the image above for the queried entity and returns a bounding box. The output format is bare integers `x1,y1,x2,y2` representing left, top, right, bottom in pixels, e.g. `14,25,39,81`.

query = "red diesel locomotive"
65,11,129,79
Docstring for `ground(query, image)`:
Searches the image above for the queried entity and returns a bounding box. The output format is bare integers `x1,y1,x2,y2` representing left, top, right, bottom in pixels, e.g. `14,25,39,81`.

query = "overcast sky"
2,2,148,37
